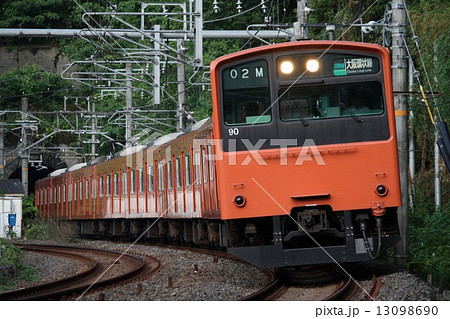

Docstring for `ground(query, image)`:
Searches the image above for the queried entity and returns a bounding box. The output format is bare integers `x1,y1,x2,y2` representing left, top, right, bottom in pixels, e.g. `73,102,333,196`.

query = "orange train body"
36,41,401,267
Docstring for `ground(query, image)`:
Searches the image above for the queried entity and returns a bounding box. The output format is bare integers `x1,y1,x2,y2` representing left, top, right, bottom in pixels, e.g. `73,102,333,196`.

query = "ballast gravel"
4,240,439,301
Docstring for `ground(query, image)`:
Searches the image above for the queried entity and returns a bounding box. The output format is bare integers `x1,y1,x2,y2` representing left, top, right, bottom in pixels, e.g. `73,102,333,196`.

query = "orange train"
35,41,401,267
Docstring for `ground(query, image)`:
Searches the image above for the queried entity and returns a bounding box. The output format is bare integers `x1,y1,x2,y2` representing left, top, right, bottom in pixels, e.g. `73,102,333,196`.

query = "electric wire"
402,0,442,121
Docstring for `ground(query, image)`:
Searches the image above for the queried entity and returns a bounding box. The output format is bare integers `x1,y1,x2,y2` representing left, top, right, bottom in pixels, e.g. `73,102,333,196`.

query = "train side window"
107,175,111,195
100,176,104,197
131,169,136,194
54,187,57,204
208,144,214,181
79,180,83,200
185,153,192,186
195,150,201,185
114,173,119,195
86,179,89,200
202,146,208,183
158,161,165,191
148,164,154,192
74,182,77,201
44,189,47,204
176,156,182,188
167,160,173,189
92,178,96,199
122,171,128,195
139,166,145,193
69,183,72,202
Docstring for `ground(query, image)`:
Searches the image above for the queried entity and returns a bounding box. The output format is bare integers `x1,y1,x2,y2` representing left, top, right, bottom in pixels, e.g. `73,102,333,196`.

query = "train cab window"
131,169,136,194
114,173,119,195
185,153,192,186
176,156,182,188
158,161,165,191
148,164,154,192
222,60,271,126
279,81,384,121
123,171,128,195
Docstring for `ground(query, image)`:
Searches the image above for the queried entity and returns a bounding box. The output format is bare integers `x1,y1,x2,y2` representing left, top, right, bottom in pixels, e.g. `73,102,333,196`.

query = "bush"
0,239,35,289
409,172,450,288
24,218,78,243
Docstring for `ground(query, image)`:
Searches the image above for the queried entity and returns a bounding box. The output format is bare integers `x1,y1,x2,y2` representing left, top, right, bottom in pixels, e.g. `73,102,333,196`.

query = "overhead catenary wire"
402,0,442,122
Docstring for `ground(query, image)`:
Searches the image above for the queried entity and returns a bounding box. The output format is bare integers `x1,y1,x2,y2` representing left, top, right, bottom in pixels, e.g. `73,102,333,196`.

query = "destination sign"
333,57,379,76
222,60,269,90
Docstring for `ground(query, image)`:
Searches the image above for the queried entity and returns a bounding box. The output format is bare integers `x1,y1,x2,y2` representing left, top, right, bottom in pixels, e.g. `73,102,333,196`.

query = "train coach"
35,40,401,268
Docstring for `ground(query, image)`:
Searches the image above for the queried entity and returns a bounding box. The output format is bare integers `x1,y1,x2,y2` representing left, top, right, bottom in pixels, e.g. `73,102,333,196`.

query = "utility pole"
21,97,29,196
125,63,133,148
177,39,186,132
0,121,4,179
391,0,408,264
294,0,310,40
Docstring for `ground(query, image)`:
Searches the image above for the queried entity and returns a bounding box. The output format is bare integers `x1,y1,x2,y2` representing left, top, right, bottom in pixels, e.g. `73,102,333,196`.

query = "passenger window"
148,164,154,192
131,169,136,194
185,153,192,186
158,161,165,191
114,173,119,195
140,167,145,193
176,156,182,188
122,171,128,195
167,160,173,189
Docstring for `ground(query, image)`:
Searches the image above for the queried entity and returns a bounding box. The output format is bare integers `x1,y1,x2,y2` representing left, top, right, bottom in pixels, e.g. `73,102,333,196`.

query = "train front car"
211,41,401,267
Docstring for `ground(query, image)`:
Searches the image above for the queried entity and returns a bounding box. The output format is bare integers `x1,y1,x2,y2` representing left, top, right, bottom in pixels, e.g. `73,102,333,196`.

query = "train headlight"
280,61,294,74
234,195,246,207
375,184,388,197
306,59,319,72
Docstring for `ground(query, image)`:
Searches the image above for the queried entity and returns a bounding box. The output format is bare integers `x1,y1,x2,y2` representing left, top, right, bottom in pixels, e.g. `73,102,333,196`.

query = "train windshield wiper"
339,102,365,123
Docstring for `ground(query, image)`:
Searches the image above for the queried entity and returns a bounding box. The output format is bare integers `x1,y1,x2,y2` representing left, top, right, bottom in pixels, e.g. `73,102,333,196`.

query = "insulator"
261,0,266,13
213,0,219,13
236,0,242,13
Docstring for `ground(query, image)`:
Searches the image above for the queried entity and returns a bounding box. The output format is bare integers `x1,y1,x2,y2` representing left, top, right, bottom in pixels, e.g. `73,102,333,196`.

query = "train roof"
37,117,212,182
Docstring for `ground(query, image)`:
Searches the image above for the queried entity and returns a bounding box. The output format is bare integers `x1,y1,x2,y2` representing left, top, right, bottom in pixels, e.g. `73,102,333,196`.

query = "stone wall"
0,45,69,74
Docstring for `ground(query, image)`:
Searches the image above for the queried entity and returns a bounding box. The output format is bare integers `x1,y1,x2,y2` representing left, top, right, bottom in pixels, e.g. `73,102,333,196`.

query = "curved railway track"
241,265,368,301
0,244,160,301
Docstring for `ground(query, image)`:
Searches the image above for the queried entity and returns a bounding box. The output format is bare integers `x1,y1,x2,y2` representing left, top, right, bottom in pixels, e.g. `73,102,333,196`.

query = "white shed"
0,179,25,239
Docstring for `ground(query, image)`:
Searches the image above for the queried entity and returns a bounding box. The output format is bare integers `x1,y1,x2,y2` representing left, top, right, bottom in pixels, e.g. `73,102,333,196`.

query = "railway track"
241,265,370,301
0,244,160,301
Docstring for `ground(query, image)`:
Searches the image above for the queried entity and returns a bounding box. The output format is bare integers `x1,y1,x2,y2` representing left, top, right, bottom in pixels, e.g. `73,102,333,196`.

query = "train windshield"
222,60,271,126
279,81,384,121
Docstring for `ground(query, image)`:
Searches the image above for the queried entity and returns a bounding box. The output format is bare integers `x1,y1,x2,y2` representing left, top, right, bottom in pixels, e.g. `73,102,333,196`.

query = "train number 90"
228,128,239,136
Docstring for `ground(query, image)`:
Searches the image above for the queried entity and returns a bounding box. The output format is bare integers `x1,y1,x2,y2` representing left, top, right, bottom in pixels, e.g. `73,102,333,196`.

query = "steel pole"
392,0,408,264
21,97,29,196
